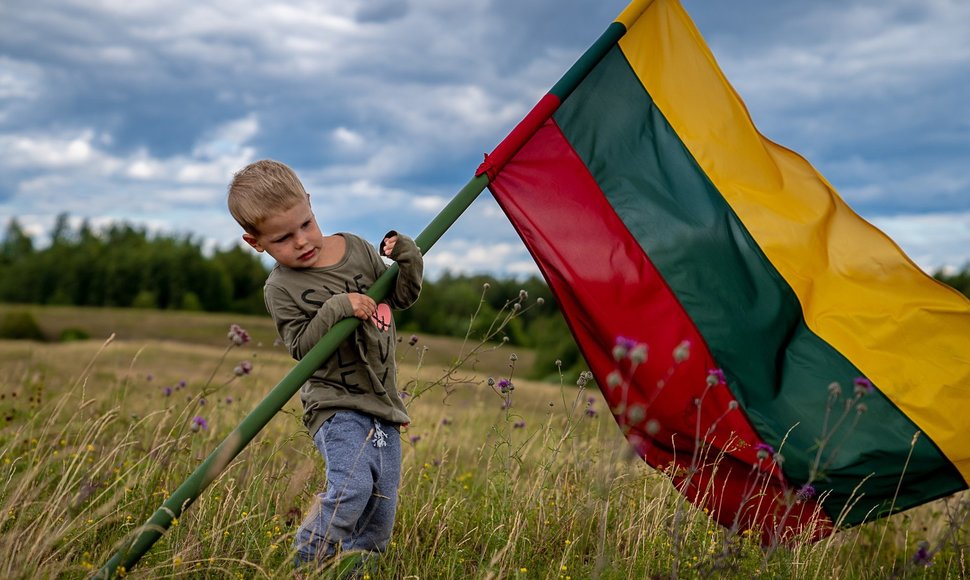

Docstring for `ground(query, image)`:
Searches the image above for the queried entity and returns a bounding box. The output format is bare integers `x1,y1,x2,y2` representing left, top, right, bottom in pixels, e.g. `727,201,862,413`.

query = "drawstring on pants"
372,419,388,448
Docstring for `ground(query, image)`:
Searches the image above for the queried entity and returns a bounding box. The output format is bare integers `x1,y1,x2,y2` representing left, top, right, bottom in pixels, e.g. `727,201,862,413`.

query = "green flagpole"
95,173,489,579
96,5,637,576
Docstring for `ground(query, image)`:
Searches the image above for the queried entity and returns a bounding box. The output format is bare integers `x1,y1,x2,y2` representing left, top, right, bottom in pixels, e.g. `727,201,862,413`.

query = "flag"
483,0,970,541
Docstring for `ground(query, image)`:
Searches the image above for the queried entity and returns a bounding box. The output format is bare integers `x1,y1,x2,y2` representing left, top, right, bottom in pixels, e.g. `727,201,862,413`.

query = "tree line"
0,216,583,380
3,216,968,380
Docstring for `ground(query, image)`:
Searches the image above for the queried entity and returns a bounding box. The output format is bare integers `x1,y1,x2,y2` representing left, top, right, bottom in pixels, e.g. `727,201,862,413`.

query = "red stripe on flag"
488,118,833,541
477,94,562,181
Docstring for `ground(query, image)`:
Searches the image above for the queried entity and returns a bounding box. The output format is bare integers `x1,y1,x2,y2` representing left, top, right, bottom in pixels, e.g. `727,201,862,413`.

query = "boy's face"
242,199,327,268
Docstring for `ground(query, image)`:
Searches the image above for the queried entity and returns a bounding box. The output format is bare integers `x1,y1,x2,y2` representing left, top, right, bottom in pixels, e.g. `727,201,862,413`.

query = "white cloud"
871,211,970,271
423,238,539,279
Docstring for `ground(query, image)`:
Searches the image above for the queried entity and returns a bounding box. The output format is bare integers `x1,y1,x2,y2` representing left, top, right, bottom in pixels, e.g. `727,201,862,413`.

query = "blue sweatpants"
294,410,402,565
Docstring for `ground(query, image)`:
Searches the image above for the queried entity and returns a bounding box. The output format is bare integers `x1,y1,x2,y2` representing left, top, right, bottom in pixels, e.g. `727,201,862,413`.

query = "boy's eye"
301,220,311,229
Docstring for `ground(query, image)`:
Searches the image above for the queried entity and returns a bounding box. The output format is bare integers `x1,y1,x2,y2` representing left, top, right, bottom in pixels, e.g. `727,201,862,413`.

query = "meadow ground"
0,306,967,578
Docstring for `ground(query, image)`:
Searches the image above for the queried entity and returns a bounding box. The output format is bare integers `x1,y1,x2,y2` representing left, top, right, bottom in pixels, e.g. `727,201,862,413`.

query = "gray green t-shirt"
262,232,422,436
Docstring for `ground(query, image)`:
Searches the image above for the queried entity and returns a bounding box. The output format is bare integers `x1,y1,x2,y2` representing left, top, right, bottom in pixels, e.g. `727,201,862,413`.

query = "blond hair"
227,159,308,234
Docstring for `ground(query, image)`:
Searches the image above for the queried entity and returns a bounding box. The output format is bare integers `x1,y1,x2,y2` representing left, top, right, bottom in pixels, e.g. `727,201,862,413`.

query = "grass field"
0,305,967,578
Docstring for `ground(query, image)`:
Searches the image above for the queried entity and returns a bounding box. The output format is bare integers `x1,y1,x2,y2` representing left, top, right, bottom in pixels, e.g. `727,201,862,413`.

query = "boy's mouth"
298,249,316,262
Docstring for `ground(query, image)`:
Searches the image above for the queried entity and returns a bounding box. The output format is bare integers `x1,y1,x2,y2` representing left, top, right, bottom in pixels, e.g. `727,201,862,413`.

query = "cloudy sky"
1,0,967,278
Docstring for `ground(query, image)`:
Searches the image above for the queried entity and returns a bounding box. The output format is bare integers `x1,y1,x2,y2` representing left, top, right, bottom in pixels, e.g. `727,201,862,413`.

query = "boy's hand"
382,235,398,257
347,293,377,320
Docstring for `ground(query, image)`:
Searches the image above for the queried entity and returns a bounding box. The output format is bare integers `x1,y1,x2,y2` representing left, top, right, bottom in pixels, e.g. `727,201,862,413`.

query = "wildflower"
606,371,622,388
441,417,452,426
796,483,816,501
191,416,208,432
612,336,637,360
912,541,932,566
225,397,233,405
629,343,648,364
509,352,518,362
728,400,739,410
585,407,597,418
853,377,874,396
228,324,251,346
233,360,253,376
627,405,646,424
706,368,726,386
199,397,207,406
645,419,660,435
512,303,521,311
146,374,153,382
163,386,173,397
513,420,526,429
487,377,496,387
673,340,691,363
536,297,545,306
409,435,421,445
827,381,842,397
483,282,490,290
498,379,514,394
408,334,418,346
576,371,593,387
856,403,868,414
400,390,410,399
519,289,528,301
754,442,774,460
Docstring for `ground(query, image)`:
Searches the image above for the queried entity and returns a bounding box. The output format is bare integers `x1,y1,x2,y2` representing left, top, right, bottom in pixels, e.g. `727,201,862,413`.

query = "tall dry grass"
0,294,968,578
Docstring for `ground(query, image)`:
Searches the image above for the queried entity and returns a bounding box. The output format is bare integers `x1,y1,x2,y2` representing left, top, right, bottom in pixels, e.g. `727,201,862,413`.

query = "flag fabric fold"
486,0,970,541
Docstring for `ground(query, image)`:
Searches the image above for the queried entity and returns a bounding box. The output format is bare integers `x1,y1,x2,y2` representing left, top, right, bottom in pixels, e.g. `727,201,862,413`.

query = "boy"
226,159,422,569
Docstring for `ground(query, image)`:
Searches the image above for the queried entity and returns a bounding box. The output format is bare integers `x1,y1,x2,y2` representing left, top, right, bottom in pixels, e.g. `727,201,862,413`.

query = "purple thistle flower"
399,390,410,399
409,434,421,445
177,380,186,389
441,417,452,426
497,379,513,394
853,377,874,396
513,420,526,429
199,397,207,406
912,541,932,566
224,396,233,404
191,416,208,431
228,324,251,347
163,386,173,397
615,336,638,350
707,368,727,386
233,360,253,376
754,442,774,460
585,407,597,418
796,483,816,501
612,336,637,360
408,334,419,346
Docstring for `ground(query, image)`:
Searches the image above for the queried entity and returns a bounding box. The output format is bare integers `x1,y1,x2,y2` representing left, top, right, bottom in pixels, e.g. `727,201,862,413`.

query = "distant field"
0,304,538,379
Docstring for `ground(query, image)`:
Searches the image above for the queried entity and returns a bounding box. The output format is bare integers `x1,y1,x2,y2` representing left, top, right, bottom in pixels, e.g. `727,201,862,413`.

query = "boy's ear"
242,233,264,252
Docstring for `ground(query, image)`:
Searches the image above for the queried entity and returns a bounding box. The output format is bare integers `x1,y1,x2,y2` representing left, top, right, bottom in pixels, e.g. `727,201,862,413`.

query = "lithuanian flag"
483,0,970,540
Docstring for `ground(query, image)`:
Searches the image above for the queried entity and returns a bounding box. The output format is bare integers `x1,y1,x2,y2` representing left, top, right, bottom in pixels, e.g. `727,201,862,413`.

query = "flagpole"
95,174,488,579
96,3,642,576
